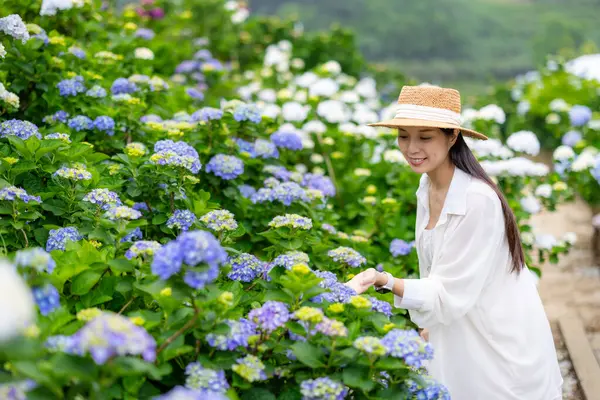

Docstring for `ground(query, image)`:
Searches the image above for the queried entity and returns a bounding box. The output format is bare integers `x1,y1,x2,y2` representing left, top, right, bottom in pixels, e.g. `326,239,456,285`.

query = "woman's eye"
421,137,432,141
398,136,408,140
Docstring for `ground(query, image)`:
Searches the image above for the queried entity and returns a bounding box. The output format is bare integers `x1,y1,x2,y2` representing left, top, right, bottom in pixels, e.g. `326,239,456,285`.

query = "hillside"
248,0,600,92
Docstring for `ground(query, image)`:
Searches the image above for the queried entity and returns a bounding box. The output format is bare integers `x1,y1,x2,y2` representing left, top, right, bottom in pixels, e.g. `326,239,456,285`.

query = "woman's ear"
448,129,459,147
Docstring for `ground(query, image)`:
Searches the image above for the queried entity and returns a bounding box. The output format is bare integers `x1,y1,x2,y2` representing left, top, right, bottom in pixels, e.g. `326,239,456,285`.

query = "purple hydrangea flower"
154,386,228,400
250,181,309,206
569,105,592,127
151,140,202,174
390,239,414,256
205,154,244,180
57,76,86,97
167,209,197,231
151,240,184,279
141,114,163,123
69,46,86,59
194,49,212,60
67,115,94,131
0,119,41,140
270,130,303,150
206,318,257,351
33,284,60,316
269,251,310,270
254,139,279,159
235,138,256,157
264,165,292,181
0,14,29,43
176,60,199,74
125,241,162,260
46,227,82,251
406,376,451,400
111,77,138,95
248,301,290,333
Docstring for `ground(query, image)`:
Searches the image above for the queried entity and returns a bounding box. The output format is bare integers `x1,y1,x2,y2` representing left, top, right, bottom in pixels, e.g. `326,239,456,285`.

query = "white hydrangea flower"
534,184,552,198
383,149,407,164
563,232,577,245
302,120,326,134
0,260,35,342
520,195,542,214
355,77,377,99
571,149,598,171
520,232,535,246
506,130,540,156
134,47,154,60
322,60,342,75
535,234,557,250
552,145,575,161
0,43,6,58
477,104,506,124
309,78,339,98
316,100,351,124
549,98,569,112
282,102,310,122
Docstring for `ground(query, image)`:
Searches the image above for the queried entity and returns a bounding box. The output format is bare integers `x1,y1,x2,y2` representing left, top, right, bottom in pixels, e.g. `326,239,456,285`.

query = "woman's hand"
419,328,429,342
345,268,387,294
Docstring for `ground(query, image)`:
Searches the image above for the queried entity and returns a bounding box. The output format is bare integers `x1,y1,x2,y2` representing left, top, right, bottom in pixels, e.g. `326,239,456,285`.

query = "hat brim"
368,118,488,141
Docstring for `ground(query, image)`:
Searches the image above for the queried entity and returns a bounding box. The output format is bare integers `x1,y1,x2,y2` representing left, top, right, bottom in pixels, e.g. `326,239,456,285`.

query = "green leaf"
71,270,103,295
342,365,376,392
12,360,63,397
160,335,194,362
7,136,32,158
290,341,326,368
240,388,277,400
375,357,407,370
108,258,135,273
263,288,294,303
45,353,98,382
278,387,302,400
152,214,168,225
112,357,171,380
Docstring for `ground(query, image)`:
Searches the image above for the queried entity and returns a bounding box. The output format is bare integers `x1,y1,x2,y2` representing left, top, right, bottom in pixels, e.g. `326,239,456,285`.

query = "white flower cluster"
0,83,19,109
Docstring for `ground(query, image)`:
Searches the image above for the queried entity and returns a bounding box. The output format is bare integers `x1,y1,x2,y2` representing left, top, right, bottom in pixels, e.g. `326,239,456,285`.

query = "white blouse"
396,167,563,400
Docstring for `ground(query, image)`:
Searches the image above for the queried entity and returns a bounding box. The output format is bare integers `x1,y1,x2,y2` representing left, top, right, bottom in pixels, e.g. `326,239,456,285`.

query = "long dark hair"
442,128,525,274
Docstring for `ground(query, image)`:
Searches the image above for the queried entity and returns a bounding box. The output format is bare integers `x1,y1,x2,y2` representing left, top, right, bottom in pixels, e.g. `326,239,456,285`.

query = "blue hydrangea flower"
86,85,107,98
45,132,71,142
269,251,310,270
227,253,267,282
251,181,309,206
368,296,393,317
568,105,592,127
104,206,142,221
111,77,139,95
300,377,349,400
135,28,155,40
167,209,197,231
0,14,29,43
121,227,143,243
191,107,223,122
271,130,303,150
232,104,262,123
302,173,336,197
390,239,414,256
56,76,86,97
238,184,256,198
186,87,204,100
263,165,292,181
43,110,69,124
199,210,238,232
184,362,229,393
0,380,37,400
176,60,199,74
150,140,202,174
205,154,244,180
321,224,337,234
319,282,357,304
235,138,256,157
125,241,162,260
328,246,367,267
154,386,228,400
232,355,266,382
268,214,312,230
67,115,94,131
194,49,212,60
68,46,86,59
406,376,451,400
15,247,55,273
380,329,434,368
248,301,290,333
0,119,41,140
141,114,163,123
254,139,279,159
93,116,115,135
63,312,156,364
206,318,257,351
53,165,92,181
46,227,82,251
151,230,228,289
83,188,121,210
33,283,60,316
0,186,41,203
562,130,582,147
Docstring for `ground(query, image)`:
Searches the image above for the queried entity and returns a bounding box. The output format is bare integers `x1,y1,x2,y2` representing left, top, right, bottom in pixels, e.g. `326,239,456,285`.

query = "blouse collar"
416,166,471,217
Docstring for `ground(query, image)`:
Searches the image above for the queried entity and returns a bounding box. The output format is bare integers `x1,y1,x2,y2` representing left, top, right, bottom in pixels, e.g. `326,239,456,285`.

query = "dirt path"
532,195,600,364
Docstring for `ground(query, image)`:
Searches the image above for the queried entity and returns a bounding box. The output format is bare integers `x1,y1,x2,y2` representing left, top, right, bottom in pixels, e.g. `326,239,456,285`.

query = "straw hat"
368,85,488,140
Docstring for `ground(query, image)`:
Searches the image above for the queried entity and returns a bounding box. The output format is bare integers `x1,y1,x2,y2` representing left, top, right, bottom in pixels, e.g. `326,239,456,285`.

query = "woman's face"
396,127,457,174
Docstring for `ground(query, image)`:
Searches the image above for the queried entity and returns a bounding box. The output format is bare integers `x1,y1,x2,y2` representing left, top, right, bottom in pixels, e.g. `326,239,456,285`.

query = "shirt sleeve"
394,191,506,328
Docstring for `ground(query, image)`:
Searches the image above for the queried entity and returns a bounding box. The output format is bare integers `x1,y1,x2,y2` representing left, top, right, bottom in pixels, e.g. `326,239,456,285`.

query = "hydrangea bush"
0,0,577,399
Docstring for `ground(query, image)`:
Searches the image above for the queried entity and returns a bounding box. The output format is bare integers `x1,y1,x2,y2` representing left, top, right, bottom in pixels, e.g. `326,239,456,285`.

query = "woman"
346,86,563,399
